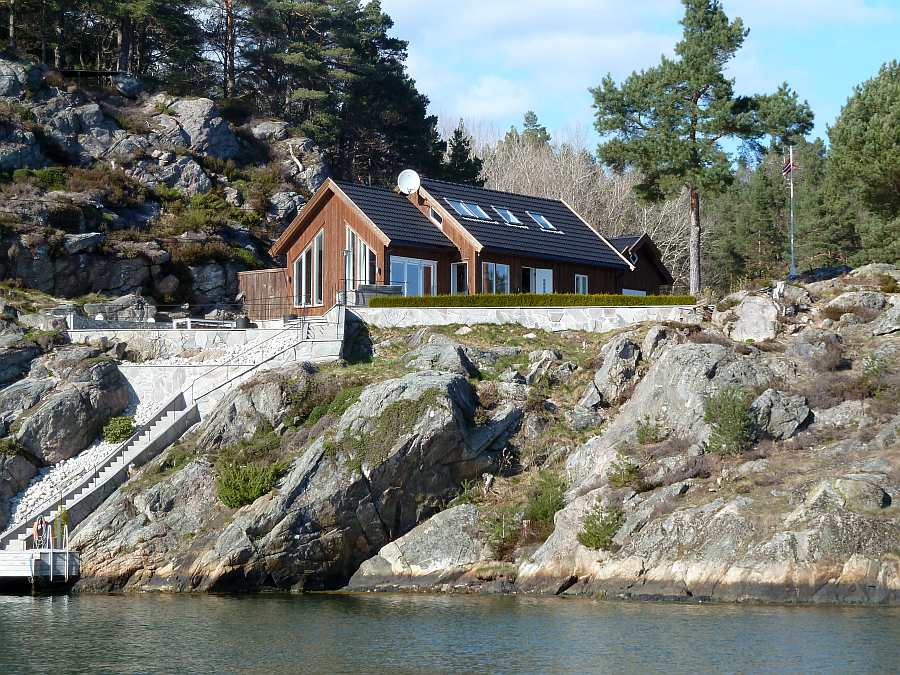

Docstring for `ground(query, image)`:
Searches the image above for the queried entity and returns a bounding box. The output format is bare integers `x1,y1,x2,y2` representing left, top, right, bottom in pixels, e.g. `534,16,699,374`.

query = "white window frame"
526,210,558,232
429,207,443,227
491,206,522,225
451,261,468,295
390,255,438,297
481,262,511,294
345,225,375,290
294,229,325,308
575,273,589,295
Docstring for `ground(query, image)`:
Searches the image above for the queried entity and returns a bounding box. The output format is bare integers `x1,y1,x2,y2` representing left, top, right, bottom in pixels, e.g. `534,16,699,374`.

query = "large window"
294,229,324,307
575,273,589,295
451,262,468,295
390,256,437,296
345,226,376,289
482,262,510,294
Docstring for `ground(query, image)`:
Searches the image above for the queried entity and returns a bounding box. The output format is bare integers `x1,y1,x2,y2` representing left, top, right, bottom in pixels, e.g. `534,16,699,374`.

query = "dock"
0,548,80,588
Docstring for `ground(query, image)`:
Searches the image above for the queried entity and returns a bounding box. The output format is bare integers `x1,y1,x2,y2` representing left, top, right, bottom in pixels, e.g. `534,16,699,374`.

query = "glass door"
390,256,438,296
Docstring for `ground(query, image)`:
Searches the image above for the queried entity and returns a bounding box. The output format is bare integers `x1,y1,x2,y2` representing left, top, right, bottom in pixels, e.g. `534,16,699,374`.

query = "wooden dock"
0,549,79,587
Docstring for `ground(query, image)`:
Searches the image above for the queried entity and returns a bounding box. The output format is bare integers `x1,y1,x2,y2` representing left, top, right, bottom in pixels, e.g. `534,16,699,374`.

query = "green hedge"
368,292,696,309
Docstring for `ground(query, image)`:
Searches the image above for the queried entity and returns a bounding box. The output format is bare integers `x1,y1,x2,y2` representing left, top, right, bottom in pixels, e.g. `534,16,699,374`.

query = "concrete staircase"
0,311,345,552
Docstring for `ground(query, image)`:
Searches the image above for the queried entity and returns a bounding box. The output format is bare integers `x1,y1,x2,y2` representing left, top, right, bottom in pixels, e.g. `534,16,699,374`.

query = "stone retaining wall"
350,305,700,333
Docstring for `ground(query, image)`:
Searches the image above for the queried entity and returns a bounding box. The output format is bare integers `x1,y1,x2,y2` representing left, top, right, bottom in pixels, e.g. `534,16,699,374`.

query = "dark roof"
335,181,455,249
419,178,628,269
608,235,642,252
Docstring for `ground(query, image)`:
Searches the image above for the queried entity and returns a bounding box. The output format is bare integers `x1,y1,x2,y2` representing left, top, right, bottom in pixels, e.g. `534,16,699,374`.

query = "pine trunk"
689,188,702,295
117,15,132,72
8,0,15,51
224,0,236,97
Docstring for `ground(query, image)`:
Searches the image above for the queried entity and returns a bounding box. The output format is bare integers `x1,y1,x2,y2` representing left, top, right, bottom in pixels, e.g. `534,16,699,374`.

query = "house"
608,234,675,296
240,175,673,319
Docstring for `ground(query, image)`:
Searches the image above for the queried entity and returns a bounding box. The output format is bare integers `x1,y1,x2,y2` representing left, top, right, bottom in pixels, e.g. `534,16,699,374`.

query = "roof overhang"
414,186,484,253
269,178,391,257
625,233,675,285
560,199,635,272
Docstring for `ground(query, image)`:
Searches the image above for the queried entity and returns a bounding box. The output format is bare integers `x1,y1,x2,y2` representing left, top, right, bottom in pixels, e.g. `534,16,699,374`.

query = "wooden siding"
411,190,481,294
619,257,669,295
238,268,291,321
476,252,620,295
282,189,388,316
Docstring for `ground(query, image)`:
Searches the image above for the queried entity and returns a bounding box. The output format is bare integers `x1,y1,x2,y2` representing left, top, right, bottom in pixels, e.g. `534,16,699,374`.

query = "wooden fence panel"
238,268,292,321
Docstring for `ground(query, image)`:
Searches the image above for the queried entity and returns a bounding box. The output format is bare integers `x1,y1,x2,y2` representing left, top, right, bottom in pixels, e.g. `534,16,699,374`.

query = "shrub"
302,385,362,427
879,274,899,294
13,167,67,190
636,416,664,445
216,462,286,508
577,501,624,551
369,292,696,309
607,452,645,490
523,470,566,530
103,416,135,443
703,387,755,455
0,437,22,456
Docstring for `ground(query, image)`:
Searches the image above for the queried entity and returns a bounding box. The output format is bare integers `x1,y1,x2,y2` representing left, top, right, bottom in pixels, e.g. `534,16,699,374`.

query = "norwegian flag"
782,157,796,177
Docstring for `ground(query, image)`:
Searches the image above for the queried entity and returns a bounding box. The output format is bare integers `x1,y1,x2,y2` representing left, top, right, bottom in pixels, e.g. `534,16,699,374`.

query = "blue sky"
380,0,900,144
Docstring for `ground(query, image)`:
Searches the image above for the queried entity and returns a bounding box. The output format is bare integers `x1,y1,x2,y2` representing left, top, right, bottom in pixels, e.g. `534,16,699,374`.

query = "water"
1,593,898,674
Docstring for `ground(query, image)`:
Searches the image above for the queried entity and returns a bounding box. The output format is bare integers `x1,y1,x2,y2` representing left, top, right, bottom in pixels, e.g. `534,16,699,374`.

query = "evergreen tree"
442,120,484,185
592,0,813,293
502,110,551,148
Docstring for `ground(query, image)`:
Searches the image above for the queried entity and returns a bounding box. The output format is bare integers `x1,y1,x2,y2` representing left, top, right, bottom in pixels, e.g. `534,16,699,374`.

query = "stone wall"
350,305,700,333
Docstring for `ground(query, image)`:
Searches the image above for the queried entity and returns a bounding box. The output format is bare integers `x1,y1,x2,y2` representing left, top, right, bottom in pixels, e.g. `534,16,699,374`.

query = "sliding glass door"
390,256,438,296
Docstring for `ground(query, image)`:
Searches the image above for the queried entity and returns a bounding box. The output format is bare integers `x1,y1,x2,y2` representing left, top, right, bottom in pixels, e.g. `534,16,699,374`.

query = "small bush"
103,416,135,443
879,275,899,294
523,470,566,529
577,501,624,551
636,416,664,445
216,462,286,508
703,387,755,455
13,167,67,190
0,437,23,456
607,452,645,490
369,292,696,309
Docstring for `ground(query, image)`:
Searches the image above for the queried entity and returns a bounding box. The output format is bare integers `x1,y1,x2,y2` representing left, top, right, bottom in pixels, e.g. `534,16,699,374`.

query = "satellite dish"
397,169,421,195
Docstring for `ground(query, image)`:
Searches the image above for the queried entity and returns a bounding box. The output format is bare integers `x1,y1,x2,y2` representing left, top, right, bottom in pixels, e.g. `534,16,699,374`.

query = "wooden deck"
0,549,79,585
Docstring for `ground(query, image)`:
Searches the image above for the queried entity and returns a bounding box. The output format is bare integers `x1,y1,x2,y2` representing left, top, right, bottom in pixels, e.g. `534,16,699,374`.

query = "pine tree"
442,120,484,185
592,0,813,293
522,110,551,146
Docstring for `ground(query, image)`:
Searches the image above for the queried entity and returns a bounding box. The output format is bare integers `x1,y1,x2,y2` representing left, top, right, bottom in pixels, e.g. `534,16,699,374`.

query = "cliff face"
0,56,328,309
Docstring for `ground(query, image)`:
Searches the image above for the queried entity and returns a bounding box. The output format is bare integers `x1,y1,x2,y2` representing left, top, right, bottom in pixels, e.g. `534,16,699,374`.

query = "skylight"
446,198,491,221
492,206,522,225
527,211,557,231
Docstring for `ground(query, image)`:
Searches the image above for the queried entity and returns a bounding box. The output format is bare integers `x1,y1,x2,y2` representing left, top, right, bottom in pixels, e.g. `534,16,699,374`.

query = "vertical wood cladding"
477,252,619,294
281,190,388,316
238,268,291,320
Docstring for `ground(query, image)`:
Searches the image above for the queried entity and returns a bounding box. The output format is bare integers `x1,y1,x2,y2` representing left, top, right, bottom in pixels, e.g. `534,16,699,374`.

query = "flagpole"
789,145,797,277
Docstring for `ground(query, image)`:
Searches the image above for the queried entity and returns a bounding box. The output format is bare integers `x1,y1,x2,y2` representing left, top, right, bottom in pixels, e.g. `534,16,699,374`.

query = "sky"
379,0,900,144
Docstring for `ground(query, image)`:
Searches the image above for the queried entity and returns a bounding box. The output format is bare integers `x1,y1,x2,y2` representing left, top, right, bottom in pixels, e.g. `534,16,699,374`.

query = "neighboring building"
240,176,675,319
608,234,675,296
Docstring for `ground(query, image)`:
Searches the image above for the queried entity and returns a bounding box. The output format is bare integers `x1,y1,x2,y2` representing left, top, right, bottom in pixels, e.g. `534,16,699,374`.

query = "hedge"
368,292,696,309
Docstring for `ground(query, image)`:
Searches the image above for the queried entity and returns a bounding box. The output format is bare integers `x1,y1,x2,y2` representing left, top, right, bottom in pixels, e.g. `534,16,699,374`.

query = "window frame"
451,261,469,295
390,255,438,297
345,224,374,290
293,228,325,308
481,261,511,294
574,273,589,295
526,210,558,232
491,206,523,225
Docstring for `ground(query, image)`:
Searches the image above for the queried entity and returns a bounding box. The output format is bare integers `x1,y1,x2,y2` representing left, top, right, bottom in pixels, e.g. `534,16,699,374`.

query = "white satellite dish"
397,169,421,195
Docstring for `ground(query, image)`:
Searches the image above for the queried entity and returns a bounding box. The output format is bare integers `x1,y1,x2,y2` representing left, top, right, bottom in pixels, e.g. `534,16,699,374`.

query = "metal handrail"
0,393,185,545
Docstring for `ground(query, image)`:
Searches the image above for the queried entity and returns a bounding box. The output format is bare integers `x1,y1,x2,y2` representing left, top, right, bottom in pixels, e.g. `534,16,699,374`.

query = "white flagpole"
789,145,797,277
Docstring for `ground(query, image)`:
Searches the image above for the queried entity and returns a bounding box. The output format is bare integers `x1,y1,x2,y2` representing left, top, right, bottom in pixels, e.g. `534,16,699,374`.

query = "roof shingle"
335,181,455,249
420,178,628,269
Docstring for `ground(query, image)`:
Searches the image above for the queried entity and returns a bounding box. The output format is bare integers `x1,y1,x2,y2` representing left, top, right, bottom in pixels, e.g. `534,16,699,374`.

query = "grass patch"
370,293,696,309
703,387,755,456
103,416,135,443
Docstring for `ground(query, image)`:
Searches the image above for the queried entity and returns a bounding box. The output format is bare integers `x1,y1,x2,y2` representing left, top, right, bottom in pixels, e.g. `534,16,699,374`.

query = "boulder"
727,296,779,342
774,282,812,310
346,504,490,590
577,333,641,411
813,401,871,430
750,389,811,440
267,191,306,232
83,294,157,322
0,454,40,530
0,58,43,96
0,377,57,434
872,307,900,336
825,292,887,318
849,263,900,281
0,345,41,386
129,155,212,195
785,329,843,369
249,120,290,142
14,359,129,464
871,414,900,451
0,127,46,170
805,479,891,512
641,325,677,360
152,96,241,160
112,74,143,98
74,370,522,591
63,232,105,255
403,342,479,377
